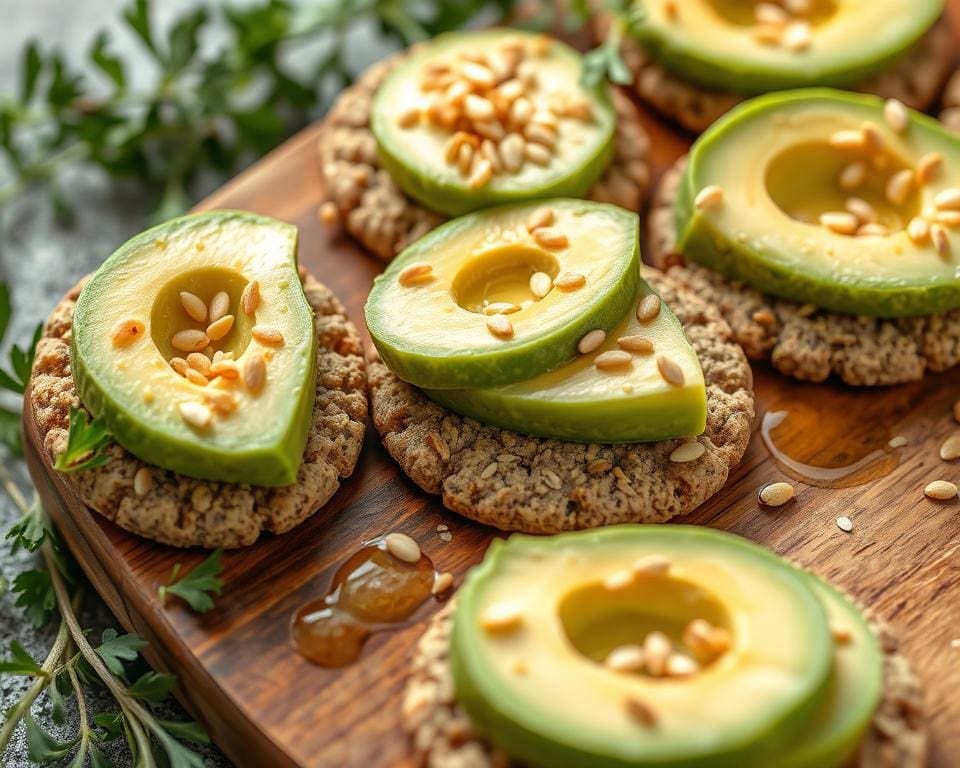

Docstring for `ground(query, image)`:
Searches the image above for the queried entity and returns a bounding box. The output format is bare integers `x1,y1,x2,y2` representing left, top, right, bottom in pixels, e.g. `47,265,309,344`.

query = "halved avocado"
371,29,615,217
676,89,960,317
451,526,834,768
365,199,639,389
774,576,884,768
630,0,942,94
426,281,706,442
71,211,317,486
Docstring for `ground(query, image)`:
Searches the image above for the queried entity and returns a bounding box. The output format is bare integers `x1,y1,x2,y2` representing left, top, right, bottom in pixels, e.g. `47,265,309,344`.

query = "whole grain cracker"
595,14,954,133
648,157,960,386
29,272,367,549
369,270,754,532
317,48,651,261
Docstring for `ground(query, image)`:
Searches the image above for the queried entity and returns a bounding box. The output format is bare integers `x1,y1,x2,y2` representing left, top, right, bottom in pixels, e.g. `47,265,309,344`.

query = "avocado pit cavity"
452,243,560,315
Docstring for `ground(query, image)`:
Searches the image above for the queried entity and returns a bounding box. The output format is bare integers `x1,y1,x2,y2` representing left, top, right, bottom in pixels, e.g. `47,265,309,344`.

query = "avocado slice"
365,199,639,390
773,576,885,768
426,281,706,442
371,29,615,217
72,211,317,486
629,0,942,94
676,89,960,317
451,526,834,768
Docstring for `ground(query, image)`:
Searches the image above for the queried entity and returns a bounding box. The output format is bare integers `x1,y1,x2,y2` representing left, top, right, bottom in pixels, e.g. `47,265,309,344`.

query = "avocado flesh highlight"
371,29,616,217
71,211,317,486
451,526,834,768
365,199,639,390
426,280,706,443
773,577,884,768
676,89,960,317
630,0,943,94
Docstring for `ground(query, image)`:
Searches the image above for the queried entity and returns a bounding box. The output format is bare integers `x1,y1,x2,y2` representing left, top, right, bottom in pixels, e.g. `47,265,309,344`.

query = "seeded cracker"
403,594,926,768
318,49,651,261
595,14,955,133
29,272,367,549
369,269,754,532
648,157,960,386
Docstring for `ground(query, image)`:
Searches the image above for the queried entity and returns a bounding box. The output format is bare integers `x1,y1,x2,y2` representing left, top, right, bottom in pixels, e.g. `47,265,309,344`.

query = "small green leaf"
12,568,56,627
155,730,206,768
159,549,223,613
0,639,47,676
0,282,11,342
0,406,22,455
90,32,126,89
24,713,78,762
95,629,147,677
88,742,116,768
8,498,51,553
53,406,113,473
156,719,209,745
0,320,42,395
123,0,157,56
48,671,68,724
20,41,43,103
92,712,125,742
127,670,177,703
167,9,208,74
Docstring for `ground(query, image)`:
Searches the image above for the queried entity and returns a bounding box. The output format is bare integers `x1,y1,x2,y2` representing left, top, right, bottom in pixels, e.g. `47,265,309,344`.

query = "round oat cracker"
403,595,926,768
318,48,652,262
649,157,960,386
369,269,754,533
595,14,955,134
29,271,367,549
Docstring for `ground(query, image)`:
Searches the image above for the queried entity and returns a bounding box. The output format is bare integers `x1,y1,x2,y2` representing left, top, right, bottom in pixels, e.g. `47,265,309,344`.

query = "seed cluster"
664,0,814,51
167,281,275,431
397,36,595,188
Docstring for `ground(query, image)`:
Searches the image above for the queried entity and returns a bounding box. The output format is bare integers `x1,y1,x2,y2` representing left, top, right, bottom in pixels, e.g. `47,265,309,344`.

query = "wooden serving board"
22,33,960,768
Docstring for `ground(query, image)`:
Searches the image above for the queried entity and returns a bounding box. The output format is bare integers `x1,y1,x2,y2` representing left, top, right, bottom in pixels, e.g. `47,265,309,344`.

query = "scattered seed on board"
578,329,607,355
178,401,212,429
206,314,235,341
617,335,654,354
939,434,960,461
479,602,523,633
133,467,152,497
657,355,685,387
385,532,421,563
884,99,909,133
888,435,908,448
526,207,553,232
179,291,207,323
924,480,958,500
398,262,434,287
439,531,453,542
171,329,210,352
836,516,854,532
759,481,794,507
242,280,261,316
694,185,723,210
252,325,284,346
432,572,454,595
553,272,586,291
209,291,231,323
487,314,514,339
605,645,645,673
595,350,633,371
636,294,661,323
111,319,145,348
670,441,705,463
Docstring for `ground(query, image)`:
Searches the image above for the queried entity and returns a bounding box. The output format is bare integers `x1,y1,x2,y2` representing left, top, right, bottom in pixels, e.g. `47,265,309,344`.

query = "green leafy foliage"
127,670,177,703
0,640,47,677
24,713,79,763
158,549,223,613
0,284,42,396
53,406,114,473
95,629,148,677
12,568,56,627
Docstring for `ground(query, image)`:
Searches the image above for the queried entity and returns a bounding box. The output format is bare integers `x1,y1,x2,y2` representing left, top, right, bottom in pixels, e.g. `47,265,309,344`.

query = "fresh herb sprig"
53,406,114,473
159,549,224,614
0,282,42,455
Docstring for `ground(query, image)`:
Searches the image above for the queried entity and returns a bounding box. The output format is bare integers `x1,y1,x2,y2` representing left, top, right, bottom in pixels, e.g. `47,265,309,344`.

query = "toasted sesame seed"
819,211,859,235
829,129,866,151
486,314,514,339
483,302,521,316
186,352,211,377
432,572,454,595
209,291,230,323
529,271,552,299
759,481,794,507
784,0,812,12
936,188,960,210
754,2,787,24
462,61,496,88
836,515,854,532
657,355,685,386
605,645,645,673
241,280,261,316
499,133,525,172
924,480,958,500
210,359,240,379
636,294,661,323
553,272,586,291
625,696,657,727
467,158,493,188
398,262,434,287
587,458,612,475
936,211,960,227
857,223,889,237
479,601,523,633
694,185,724,210
524,141,552,166
643,631,671,677
206,314,235,342
318,201,339,225
782,20,812,51
185,368,209,386
603,569,634,591
753,23,782,45
532,227,568,249
666,653,700,677
931,224,951,258
670,441,705,463
251,325,284,346
578,329,606,354
838,162,866,190
752,308,776,326
133,467,152,497
111,319,145,348
939,434,960,461
205,389,238,414
633,554,671,576
907,217,930,244
171,329,210,352
179,291,207,323
170,357,189,376
457,142,474,175
885,169,914,206
595,350,633,371
480,461,498,479
888,435,908,448
526,206,554,232
178,401,212,429
385,532,421,563
396,106,420,128
860,121,885,155
831,623,853,644
845,197,876,223
617,335,654,354
916,152,943,185
884,99,909,133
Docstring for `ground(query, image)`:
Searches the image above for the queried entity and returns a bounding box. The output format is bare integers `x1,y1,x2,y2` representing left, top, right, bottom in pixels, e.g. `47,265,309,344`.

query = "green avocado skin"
71,211,317,487
451,526,836,768
366,200,640,390
630,0,943,95
675,89,960,318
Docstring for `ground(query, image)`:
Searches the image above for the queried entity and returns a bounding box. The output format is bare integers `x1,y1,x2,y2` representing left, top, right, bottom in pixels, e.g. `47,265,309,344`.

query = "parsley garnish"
53,406,114,473
159,549,224,613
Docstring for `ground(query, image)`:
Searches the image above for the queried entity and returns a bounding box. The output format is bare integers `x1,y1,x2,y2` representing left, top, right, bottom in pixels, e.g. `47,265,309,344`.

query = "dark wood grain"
21,21,960,768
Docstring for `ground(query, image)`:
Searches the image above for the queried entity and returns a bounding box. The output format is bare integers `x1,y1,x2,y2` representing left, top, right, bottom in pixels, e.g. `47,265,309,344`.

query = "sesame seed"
486,314,514,339
524,141,552,166
205,389,238,414
829,129,866,151
133,467,152,497
396,106,420,128
499,133,525,173
318,201,339,224
482,302,521,316
206,314,235,342
838,162,866,190
885,169,914,206
935,211,960,227
170,357,189,377
604,645,645,673
924,480,958,500
836,516,854,532
578,329,606,354
529,271,552,299
670,441,705,463
636,294,661,323
479,601,523,633
753,23,782,45
632,554,670,576
617,335,654,354
857,223,889,238
587,458,612,475
916,152,943,185
467,158,493,188
209,291,231,323
694,185,724,210
186,352,211,377
819,211,859,235
532,226,568,249
665,653,700,677
657,355,685,386
480,461,498,479
178,401,212,429
595,350,633,371
398,262,435,287
184,368,208,387
759,481,794,507
241,280,261,316
439,531,453,542
171,330,210,352
603,569,634,591
385,532,421,563
754,2,787,24
209,360,240,380
937,189,960,210
625,696,657,727
251,325,285,346
931,224,951,258
907,217,930,244
432,572,454,595
643,631,672,677
111,319,145,348
888,435,908,448
782,20,812,51
844,197,876,223
526,206,554,232
553,272,586,291
884,99,909,133
860,122,885,155
179,291,207,323
831,623,853,644
462,61,496,88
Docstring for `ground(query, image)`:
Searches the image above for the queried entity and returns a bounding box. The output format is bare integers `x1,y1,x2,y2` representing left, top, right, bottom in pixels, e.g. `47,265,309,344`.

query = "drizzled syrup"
291,537,438,666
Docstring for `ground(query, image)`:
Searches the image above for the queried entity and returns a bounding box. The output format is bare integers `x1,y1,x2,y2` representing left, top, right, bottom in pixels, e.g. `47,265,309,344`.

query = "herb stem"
0,461,30,515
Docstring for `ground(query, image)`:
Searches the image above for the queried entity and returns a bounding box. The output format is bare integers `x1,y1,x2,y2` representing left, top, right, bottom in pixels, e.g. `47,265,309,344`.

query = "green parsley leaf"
48,671,69,724
159,549,223,614
0,406,22,455
127,670,177,703
24,713,79,762
12,568,56,627
95,629,147,677
0,640,47,677
53,406,113,473
92,712,125,742
7,497,50,553
154,729,206,768
87,742,116,768
0,318,43,395
156,720,209,745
